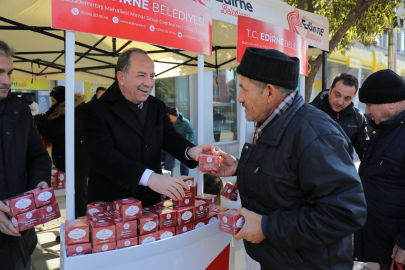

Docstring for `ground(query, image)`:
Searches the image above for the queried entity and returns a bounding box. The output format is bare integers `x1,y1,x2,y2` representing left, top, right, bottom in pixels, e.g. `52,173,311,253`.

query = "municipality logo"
286,8,303,34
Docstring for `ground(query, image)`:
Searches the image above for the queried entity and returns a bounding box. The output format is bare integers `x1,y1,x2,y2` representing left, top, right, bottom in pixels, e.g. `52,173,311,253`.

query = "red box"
207,212,218,224
114,198,142,222
58,172,65,182
93,242,116,253
218,209,245,235
65,219,90,245
195,194,218,210
24,187,57,208
40,203,61,223
87,201,113,219
139,232,159,245
149,208,177,230
66,243,92,257
157,227,176,240
199,154,220,172
93,211,114,221
194,200,208,220
114,218,137,240
175,176,194,186
222,182,238,201
173,205,195,226
51,168,58,182
90,219,116,245
11,208,43,231
4,194,36,217
138,211,158,236
51,182,58,189
209,205,229,213
117,237,138,249
175,223,193,235
160,194,170,201
193,218,207,229
155,200,173,209
173,185,195,207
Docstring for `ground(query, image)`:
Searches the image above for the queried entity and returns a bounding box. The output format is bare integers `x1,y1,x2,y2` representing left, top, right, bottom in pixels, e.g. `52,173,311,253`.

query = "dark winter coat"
354,109,405,265
0,98,51,270
173,114,195,143
237,94,367,270
310,91,369,159
34,93,89,217
82,81,198,206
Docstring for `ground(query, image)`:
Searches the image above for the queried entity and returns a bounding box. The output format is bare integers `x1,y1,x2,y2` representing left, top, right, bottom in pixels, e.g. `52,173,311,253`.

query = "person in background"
21,93,39,116
34,86,90,219
92,86,106,100
0,40,51,270
310,73,369,159
353,69,405,270
164,107,195,176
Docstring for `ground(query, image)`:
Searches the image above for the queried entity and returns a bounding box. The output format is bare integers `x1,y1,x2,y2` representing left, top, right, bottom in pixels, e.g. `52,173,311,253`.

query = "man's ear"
389,102,398,109
266,84,277,103
329,86,332,95
117,71,125,86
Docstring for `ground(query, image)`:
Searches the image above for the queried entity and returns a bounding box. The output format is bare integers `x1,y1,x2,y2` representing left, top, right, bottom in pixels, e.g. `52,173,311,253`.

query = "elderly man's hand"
208,150,238,178
147,173,190,201
36,181,49,189
234,208,266,244
0,201,20,237
188,144,221,161
392,244,405,264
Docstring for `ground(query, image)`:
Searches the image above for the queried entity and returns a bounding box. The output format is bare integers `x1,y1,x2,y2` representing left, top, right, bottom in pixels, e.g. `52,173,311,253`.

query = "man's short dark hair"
331,73,359,93
0,40,15,57
116,48,148,75
96,86,106,93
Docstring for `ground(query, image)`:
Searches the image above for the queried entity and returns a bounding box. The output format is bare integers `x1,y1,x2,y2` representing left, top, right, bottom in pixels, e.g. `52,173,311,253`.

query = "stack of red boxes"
218,208,245,235
51,167,66,190
65,218,92,257
57,171,66,190
3,187,60,231
221,182,238,201
114,198,142,248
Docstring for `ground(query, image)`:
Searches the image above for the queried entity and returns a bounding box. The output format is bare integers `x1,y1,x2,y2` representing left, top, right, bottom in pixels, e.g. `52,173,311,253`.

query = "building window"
213,69,238,142
155,75,190,120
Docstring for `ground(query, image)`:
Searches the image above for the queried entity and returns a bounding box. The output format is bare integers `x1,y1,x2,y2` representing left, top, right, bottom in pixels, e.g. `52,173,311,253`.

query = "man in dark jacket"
0,40,51,270
83,48,215,207
353,69,405,270
310,73,369,159
211,47,367,270
164,107,195,176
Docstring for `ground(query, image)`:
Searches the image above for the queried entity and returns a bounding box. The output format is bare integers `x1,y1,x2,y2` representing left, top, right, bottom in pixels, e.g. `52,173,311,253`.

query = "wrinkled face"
328,81,357,112
238,75,272,122
169,115,177,123
0,54,13,100
51,97,57,106
117,52,155,105
365,103,393,125
96,90,106,99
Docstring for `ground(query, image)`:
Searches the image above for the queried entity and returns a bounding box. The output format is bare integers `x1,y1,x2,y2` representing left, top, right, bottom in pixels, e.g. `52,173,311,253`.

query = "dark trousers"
164,153,189,176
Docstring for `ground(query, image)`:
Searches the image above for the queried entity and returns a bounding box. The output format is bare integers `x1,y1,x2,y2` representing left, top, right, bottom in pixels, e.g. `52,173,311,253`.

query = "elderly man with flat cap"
353,69,405,270
211,47,367,269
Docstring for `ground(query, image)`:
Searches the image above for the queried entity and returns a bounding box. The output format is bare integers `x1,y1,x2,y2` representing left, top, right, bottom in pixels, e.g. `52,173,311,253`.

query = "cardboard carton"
113,198,142,222
90,220,116,245
199,154,220,172
117,237,138,249
66,243,92,257
65,219,90,245
93,242,116,253
137,211,158,236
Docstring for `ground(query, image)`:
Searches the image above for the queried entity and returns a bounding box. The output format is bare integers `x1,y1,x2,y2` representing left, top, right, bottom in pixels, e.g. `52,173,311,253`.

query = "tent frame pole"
197,54,204,196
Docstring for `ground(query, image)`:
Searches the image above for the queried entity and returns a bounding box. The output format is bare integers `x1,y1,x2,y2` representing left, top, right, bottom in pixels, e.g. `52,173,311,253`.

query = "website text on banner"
52,0,212,56
195,0,328,51
237,16,308,76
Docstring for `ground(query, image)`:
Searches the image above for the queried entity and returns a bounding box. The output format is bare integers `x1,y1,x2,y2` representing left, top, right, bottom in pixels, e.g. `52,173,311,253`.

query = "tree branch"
307,0,314,13
297,0,306,10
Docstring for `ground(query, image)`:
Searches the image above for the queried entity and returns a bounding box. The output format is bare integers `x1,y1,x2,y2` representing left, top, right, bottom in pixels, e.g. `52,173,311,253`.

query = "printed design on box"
182,226,188,232
143,221,156,232
223,216,228,223
195,222,205,229
124,223,130,229
212,198,214,203
142,236,156,244
59,174,65,181
11,217,18,227
182,211,192,221
88,208,100,216
199,206,203,211
69,228,87,240
125,240,131,246
125,205,139,216
102,245,108,251
185,180,193,185
207,157,212,162
38,191,52,202
235,190,238,194
185,199,189,204
236,217,245,228
107,206,110,211
116,204,119,210
227,189,231,193
26,212,32,219
47,206,52,212
16,198,32,209
96,229,113,240
76,246,83,252
166,214,171,219
161,231,173,239
208,217,217,224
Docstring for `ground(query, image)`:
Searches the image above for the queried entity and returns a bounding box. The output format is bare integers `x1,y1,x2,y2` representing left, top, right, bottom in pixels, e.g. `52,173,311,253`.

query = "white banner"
195,0,329,51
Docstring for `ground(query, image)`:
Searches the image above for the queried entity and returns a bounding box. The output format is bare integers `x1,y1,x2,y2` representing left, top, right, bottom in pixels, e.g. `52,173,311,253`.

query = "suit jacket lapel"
143,100,157,140
2,99,22,155
111,99,143,138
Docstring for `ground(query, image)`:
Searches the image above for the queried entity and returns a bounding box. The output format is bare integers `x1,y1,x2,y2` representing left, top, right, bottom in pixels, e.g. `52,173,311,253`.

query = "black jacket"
0,98,51,270
354,109,405,265
82,81,198,206
310,91,369,159
237,94,367,269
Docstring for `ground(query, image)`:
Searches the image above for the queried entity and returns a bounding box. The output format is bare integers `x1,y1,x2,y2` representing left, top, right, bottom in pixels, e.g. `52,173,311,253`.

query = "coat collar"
257,93,305,147
370,109,405,131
